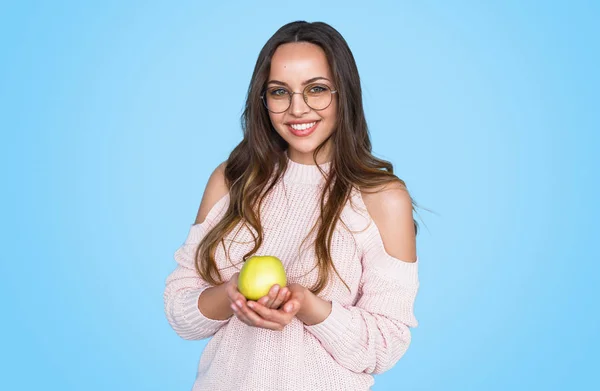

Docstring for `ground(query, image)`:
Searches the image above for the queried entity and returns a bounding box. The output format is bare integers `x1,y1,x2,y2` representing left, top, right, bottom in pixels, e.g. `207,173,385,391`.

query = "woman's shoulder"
349,180,417,263
194,161,229,225
358,179,409,204
348,179,409,216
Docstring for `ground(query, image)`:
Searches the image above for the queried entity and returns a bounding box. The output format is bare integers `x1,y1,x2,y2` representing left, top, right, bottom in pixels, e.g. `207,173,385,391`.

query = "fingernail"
247,302,254,309
273,286,280,293
231,304,237,311
236,300,242,308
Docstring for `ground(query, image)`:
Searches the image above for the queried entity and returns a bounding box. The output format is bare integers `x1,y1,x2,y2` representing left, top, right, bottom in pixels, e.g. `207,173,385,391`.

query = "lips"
287,120,320,137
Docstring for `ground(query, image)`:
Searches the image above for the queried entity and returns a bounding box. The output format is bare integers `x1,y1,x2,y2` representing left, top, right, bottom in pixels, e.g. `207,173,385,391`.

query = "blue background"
2,1,598,390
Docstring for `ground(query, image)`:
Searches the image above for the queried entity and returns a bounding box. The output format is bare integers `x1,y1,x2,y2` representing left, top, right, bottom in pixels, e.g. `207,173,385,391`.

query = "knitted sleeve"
304,222,419,374
163,193,231,340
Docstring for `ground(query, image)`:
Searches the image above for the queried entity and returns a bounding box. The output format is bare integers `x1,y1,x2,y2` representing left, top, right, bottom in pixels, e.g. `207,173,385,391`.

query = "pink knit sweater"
164,156,420,391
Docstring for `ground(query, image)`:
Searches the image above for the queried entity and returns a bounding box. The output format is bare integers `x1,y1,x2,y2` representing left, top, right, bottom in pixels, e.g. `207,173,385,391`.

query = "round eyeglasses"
261,83,338,113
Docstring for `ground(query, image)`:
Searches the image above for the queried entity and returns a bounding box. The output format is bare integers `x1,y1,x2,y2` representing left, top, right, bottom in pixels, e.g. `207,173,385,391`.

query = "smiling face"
266,42,338,165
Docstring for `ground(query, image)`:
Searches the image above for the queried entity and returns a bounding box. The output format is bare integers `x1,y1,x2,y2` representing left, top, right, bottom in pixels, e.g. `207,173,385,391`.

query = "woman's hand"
257,283,291,310
226,273,299,331
224,272,246,311
244,283,307,331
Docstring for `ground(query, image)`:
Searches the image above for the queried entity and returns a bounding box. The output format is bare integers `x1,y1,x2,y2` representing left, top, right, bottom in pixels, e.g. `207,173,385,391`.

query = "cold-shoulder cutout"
356,185,418,265
176,190,229,269
195,161,229,225
192,193,229,228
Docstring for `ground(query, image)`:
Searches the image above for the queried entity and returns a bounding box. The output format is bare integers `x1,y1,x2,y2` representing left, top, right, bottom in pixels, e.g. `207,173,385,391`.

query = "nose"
289,92,310,116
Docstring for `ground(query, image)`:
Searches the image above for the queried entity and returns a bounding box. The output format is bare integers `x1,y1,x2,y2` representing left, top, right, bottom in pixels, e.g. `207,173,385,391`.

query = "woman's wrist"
296,288,332,326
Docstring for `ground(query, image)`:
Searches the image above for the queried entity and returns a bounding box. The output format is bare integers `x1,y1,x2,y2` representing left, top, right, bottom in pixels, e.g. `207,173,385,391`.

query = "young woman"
164,20,420,391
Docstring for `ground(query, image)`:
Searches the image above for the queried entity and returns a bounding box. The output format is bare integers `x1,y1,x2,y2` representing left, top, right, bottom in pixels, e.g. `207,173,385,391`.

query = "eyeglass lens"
263,84,334,113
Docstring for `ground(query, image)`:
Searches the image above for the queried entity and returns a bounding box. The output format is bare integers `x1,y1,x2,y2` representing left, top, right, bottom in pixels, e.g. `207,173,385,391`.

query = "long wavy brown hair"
194,21,428,294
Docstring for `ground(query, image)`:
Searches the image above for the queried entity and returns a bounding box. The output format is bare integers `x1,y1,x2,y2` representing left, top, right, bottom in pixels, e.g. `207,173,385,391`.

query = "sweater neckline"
283,151,332,185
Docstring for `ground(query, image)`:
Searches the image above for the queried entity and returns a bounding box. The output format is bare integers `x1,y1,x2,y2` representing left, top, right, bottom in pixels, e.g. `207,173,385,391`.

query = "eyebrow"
267,77,331,87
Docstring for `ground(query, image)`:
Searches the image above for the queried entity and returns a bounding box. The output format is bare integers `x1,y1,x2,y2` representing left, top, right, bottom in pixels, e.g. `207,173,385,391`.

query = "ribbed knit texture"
164,154,420,391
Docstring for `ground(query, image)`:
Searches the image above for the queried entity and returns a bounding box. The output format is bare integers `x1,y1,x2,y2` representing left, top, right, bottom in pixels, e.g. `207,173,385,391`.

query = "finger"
238,301,283,330
230,302,251,325
283,299,300,313
226,287,237,303
265,284,281,308
230,298,249,323
228,273,239,290
248,301,291,326
258,295,270,307
226,286,246,305
225,279,237,297
259,284,279,308
271,286,289,309
274,291,291,309
231,300,262,327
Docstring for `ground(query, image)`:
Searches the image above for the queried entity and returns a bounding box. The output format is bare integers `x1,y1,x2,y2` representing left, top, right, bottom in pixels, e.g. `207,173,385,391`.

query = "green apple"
238,255,287,301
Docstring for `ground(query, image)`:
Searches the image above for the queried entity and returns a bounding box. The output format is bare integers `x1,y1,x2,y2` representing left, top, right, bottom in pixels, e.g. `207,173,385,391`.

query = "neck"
285,147,333,166
282,151,332,185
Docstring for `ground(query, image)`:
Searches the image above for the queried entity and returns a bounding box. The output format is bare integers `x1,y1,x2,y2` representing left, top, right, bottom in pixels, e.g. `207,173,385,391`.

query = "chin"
286,139,321,153
287,136,335,161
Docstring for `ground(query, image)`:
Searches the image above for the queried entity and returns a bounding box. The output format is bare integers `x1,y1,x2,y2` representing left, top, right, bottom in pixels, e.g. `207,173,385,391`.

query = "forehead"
269,42,332,83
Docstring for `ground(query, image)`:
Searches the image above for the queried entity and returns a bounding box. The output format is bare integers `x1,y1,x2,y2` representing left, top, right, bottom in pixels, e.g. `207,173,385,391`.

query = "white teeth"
290,121,316,131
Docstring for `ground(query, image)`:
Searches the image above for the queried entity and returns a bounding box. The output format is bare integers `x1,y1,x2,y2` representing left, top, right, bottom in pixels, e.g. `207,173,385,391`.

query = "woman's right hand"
225,272,246,311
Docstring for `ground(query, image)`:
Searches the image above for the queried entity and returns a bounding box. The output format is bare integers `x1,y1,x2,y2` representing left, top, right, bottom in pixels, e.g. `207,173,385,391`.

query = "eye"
307,85,328,94
268,88,289,97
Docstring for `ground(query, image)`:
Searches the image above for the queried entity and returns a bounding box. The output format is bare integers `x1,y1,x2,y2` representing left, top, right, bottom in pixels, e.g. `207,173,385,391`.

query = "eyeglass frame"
260,84,338,113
